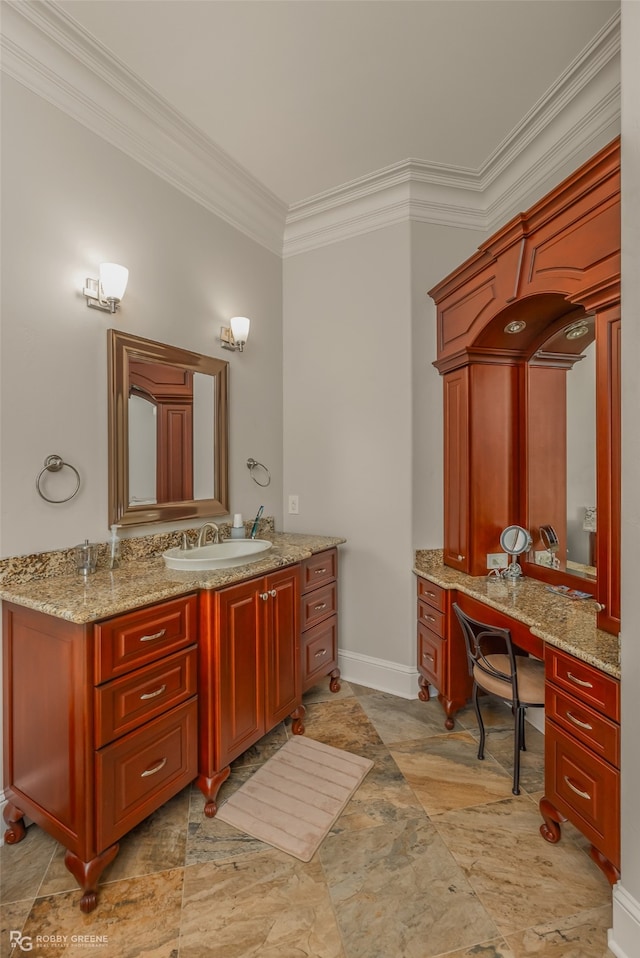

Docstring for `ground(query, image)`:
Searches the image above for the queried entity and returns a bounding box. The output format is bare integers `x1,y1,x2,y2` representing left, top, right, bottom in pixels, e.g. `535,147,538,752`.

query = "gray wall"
0,78,284,558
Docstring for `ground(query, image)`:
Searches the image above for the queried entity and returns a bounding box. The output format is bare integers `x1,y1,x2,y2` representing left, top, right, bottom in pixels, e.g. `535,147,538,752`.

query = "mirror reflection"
108,330,229,527
527,319,596,583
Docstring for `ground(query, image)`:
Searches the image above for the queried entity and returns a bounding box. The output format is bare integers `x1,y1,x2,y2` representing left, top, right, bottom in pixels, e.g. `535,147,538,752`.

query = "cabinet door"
443,368,469,571
264,567,301,726
216,579,263,768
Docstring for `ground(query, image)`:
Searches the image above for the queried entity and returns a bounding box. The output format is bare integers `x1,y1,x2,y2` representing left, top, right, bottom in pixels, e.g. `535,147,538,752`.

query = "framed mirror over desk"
429,137,620,635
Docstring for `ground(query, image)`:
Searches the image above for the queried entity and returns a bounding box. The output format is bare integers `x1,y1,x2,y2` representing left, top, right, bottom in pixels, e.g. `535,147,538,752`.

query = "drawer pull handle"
423,653,434,663
140,684,167,701
424,613,436,622
269,589,277,598
314,602,327,611
566,671,593,689
141,757,167,778
139,629,166,643
425,591,436,599
566,710,593,731
314,568,327,575
564,776,591,801
314,648,327,658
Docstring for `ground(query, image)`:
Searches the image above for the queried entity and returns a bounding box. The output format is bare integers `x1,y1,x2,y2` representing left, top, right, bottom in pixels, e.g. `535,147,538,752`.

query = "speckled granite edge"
414,548,620,679
0,528,346,625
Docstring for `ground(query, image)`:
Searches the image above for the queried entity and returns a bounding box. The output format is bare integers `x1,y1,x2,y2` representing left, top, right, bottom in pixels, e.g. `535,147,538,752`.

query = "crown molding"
283,12,621,257
0,0,287,255
1,2,620,259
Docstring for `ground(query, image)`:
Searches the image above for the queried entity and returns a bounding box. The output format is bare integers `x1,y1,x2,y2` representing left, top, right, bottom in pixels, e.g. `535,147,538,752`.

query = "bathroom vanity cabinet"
197,565,304,816
541,645,620,881
300,548,341,694
2,594,199,913
414,561,620,883
2,532,344,911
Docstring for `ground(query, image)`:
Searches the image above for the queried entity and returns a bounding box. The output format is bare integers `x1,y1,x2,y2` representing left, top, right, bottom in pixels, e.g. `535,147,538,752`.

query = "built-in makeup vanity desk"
1,528,344,912
414,548,620,885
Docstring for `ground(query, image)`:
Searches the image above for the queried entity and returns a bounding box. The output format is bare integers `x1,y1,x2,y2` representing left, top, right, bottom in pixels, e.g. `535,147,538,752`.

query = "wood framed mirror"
108,330,229,527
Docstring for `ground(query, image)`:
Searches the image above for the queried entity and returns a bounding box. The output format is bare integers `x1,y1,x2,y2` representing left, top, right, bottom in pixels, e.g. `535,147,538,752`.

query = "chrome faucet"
197,522,220,547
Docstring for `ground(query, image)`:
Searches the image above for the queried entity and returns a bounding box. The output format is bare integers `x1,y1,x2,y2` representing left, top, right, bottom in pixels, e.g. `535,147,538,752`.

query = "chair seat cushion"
474,654,545,705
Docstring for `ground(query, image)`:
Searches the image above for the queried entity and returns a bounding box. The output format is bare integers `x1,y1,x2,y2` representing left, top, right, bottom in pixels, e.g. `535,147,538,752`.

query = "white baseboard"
337,649,419,699
609,883,640,958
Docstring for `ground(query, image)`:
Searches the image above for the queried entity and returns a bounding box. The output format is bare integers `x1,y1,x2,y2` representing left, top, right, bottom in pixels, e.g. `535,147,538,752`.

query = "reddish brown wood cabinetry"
416,579,472,728
197,565,303,816
430,139,621,633
2,594,198,912
300,548,341,694
540,646,620,882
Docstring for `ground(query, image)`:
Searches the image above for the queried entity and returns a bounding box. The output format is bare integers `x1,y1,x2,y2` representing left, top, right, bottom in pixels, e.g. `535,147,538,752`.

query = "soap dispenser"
230,514,246,539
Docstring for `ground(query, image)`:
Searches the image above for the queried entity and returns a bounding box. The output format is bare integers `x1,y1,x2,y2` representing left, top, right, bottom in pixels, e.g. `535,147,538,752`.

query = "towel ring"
246,458,271,487
36,454,81,503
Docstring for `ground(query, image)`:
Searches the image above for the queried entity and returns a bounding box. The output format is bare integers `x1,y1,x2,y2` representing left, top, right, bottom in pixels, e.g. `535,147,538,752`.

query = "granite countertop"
0,532,345,625
414,549,620,679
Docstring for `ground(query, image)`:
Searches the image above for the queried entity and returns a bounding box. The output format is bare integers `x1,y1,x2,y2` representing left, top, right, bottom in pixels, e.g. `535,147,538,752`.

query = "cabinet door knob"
269,589,277,598
260,592,269,601
457,554,464,561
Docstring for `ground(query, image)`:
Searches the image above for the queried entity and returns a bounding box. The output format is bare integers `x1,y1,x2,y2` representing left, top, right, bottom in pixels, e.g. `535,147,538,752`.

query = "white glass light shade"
100,263,129,302
230,316,250,345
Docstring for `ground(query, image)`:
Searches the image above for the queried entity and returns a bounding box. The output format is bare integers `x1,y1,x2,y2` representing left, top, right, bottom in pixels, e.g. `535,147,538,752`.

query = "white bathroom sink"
163,539,272,571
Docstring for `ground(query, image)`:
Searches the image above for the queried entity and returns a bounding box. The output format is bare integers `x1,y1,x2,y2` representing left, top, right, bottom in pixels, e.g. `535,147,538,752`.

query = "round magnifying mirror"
500,525,532,556
499,525,532,580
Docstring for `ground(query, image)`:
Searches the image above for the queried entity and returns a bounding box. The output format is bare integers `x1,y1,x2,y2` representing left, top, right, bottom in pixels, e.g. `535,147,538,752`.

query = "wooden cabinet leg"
418,675,431,702
290,704,306,736
539,796,565,844
329,668,341,693
588,845,620,885
64,844,119,913
197,768,230,818
3,802,27,845
438,694,465,730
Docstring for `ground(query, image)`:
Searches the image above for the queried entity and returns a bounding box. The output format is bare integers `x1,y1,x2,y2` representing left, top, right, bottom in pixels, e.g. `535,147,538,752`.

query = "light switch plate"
487,553,508,569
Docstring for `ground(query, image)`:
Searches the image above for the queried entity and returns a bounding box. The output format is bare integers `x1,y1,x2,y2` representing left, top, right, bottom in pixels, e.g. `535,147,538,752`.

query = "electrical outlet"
487,553,508,570
288,494,299,515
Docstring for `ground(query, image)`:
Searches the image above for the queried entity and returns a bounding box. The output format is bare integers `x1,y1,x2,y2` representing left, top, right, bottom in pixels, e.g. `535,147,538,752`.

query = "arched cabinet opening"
429,138,620,634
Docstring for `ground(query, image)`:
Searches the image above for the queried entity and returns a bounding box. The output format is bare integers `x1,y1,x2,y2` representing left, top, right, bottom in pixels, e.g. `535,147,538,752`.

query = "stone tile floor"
1,681,614,957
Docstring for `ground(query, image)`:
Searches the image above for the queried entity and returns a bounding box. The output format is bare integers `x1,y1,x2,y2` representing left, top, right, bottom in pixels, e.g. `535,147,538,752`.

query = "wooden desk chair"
452,603,545,795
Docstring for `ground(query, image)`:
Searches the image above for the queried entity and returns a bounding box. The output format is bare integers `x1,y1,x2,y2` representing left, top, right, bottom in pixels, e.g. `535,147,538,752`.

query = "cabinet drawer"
95,595,198,683
545,646,619,720
96,699,197,849
301,582,337,630
546,684,619,768
416,577,446,612
417,598,445,638
418,622,444,688
94,646,198,748
302,616,337,687
545,721,620,868
302,550,337,592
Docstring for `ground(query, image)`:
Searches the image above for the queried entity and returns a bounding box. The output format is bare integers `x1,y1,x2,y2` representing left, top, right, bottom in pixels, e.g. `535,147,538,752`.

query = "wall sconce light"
83,263,129,313
220,316,250,352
